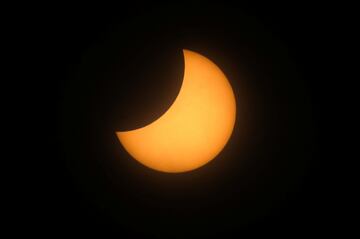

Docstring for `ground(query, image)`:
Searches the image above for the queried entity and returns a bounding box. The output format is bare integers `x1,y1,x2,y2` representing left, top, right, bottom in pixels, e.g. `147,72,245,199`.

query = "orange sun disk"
116,49,236,173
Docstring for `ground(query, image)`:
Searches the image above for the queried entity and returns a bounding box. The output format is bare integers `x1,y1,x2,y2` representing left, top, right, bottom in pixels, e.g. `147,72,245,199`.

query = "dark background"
22,2,339,238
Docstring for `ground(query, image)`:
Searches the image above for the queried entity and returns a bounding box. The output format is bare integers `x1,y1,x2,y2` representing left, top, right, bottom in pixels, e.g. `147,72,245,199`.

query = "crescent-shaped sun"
116,49,236,173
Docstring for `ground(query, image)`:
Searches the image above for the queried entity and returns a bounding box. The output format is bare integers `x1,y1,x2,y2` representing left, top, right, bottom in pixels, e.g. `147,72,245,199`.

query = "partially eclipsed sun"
116,49,236,173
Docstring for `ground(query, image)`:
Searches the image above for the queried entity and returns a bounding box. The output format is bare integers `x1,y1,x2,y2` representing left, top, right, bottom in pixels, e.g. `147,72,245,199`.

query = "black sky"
19,3,341,238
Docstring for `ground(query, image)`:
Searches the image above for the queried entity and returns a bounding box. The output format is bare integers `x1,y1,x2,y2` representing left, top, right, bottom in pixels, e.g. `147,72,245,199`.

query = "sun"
116,49,236,173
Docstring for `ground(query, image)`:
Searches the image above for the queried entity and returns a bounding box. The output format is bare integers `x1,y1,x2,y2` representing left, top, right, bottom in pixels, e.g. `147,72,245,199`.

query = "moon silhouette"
116,49,236,173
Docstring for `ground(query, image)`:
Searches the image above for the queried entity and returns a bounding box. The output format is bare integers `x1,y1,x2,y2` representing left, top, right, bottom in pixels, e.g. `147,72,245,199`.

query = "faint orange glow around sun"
116,49,236,173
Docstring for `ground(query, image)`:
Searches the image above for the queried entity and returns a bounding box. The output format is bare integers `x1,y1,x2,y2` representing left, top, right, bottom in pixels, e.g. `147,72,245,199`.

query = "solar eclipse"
117,49,236,173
